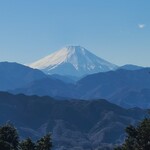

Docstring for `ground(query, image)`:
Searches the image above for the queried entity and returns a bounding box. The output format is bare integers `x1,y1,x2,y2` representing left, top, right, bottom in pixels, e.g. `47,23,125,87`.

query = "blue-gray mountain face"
118,64,143,70
0,62,47,91
0,61,150,108
0,92,146,150
0,62,74,97
9,65,150,108
75,68,150,108
29,46,118,77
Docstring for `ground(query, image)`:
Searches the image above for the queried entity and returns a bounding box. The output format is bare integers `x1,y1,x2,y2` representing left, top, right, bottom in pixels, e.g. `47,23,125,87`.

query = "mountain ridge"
0,62,47,91
11,67,150,108
0,91,146,150
119,64,144,70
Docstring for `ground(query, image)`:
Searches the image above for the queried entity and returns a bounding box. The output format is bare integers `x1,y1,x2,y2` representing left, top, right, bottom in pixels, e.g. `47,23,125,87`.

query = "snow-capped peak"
29,46,118,76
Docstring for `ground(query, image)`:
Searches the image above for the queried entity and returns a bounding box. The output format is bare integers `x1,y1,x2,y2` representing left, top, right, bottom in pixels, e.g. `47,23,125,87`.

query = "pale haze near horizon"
0,0,149,67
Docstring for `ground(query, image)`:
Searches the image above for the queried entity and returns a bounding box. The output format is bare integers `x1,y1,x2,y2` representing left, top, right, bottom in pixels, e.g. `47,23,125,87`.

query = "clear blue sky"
0,0,149,66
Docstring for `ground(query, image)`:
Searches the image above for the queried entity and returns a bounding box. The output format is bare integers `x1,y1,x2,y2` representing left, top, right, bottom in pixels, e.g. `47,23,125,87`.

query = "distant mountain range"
119,64,143,70
29,46,118,77
0,61,149,108
0,62,46,91
75,68,150,108
0,92,146,150
0,62,74,97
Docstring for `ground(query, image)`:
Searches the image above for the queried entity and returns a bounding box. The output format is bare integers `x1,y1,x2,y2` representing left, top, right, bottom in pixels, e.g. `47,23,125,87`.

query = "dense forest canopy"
0,123,52,150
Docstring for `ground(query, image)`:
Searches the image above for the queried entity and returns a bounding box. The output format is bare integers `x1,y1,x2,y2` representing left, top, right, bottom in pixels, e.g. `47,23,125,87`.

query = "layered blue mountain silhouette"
10,67,150,108
0,92,146,150
118,64,143,70
0,62,46,91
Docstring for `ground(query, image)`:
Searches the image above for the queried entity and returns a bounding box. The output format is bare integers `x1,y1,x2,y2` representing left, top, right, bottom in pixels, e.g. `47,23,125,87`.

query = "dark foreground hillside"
0,92,146,150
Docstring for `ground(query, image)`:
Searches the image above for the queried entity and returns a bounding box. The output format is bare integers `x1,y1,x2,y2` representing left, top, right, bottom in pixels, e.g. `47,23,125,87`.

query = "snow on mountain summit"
29,46,118,76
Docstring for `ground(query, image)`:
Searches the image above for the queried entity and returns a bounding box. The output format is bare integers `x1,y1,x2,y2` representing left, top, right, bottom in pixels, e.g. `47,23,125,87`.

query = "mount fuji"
29,46,118,76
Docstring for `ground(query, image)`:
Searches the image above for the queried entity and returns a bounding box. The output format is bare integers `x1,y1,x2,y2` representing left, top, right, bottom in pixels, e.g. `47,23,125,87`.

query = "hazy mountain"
75,68,150,108
29,46,118,76
11,67,150,108
50,74,80,84
1,62,149,109
0,62,76,97
12,77,74,98
119,64,143,70
0,62,47,91
0,92,146,150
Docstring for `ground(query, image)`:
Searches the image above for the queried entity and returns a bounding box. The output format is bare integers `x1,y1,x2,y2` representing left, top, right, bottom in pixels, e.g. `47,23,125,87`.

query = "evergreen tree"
0,140,12,150
36,133,52,150
0,123,19,150
0,123,52,150
20,138,35,150
114,118,150,150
